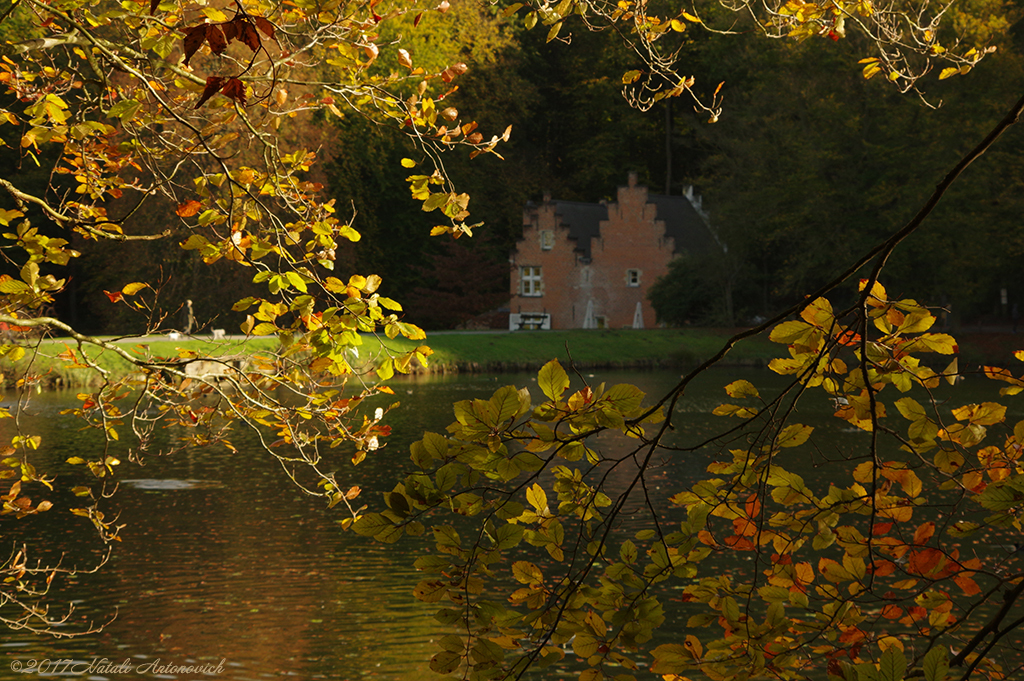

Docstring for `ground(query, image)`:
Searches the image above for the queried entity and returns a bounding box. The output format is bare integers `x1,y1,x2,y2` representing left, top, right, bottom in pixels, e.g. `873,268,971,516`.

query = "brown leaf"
150,0,160,15
205,25,227,55
176,200,203,217
413,11,423,26
182,24,208,66
222,18,239,43
194,75,225,109
220,77,246,105
239,19,261,52
253,16,276,41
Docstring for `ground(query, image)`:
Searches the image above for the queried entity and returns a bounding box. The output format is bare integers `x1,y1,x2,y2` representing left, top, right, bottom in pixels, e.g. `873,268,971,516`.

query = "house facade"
509,172,718,330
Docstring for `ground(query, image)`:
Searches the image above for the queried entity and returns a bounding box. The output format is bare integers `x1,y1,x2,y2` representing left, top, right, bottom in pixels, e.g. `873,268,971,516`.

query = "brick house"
509,172,720,330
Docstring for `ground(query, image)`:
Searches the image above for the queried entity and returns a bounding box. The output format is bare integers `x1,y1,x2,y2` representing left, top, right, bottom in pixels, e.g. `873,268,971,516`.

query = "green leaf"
879,645,907,681
489,385,522,425
352,512,390,537
651,643,691,674
922,646,949,681
538,359,569,401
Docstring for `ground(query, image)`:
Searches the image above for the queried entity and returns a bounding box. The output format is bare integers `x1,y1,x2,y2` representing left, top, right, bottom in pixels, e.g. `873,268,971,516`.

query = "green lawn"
354,328,778,372
2,326,1016,389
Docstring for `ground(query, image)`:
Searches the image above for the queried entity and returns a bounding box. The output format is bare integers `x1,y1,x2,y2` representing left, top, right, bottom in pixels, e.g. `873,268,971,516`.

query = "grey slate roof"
647,193,719,256
545,193,718,261
550,200,607,262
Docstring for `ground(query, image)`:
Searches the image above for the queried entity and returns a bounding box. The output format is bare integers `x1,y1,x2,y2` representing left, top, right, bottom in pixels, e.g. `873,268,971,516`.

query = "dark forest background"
9,1,1024,333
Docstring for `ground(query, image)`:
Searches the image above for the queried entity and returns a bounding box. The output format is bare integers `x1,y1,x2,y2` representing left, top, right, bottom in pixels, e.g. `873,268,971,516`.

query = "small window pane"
521,266,543,297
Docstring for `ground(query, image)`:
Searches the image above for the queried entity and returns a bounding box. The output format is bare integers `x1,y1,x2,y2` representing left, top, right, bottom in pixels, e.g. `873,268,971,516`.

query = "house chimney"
627,171,638,188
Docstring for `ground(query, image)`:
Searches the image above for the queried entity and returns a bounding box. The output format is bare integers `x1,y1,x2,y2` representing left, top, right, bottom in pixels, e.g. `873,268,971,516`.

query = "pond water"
1,367,1022,679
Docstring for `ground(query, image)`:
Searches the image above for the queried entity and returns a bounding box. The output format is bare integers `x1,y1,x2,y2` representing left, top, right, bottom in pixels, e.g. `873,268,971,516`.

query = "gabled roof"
534,192,719,261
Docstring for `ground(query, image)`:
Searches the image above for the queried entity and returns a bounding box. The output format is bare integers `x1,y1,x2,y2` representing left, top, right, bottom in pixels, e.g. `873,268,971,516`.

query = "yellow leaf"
725,379,759,399
777,424,813,448
681,11,700,22
400,158,416,168
670,19,686,32
939,67,959,80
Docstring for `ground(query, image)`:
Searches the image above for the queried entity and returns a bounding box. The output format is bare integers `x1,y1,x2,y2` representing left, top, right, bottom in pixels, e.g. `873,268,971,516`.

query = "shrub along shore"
0,327,1018,389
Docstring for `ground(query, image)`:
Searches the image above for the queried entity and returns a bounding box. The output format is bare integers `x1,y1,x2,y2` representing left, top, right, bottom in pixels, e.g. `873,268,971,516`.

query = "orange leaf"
913,522,935,546
176,200,203,217
907,548,944,577
953,573,981,596
104,290,123,303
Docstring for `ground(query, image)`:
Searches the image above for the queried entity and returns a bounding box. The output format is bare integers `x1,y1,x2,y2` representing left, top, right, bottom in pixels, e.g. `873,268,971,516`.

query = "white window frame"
540,230,555,251
626,269,641,287
521,266,543,297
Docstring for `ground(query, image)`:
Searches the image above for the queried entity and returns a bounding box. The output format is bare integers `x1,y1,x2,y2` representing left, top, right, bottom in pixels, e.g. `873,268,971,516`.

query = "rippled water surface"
2,367,1022,679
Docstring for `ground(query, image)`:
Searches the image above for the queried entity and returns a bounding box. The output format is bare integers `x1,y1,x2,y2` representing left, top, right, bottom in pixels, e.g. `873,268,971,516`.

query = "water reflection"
1,368,1022,679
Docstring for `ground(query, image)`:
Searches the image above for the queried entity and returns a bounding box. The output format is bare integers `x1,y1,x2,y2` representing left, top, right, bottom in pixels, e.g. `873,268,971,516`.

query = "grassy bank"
2,327,1019,389
367,328,779,373
0,336,281,389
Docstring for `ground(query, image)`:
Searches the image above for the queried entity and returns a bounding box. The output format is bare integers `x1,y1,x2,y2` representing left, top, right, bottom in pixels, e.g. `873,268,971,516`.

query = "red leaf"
176,200,203,217
205,25,227,55
220,77,246,105
182,24,208,66
372,11,382,23
104,290,123,304
253,16,276,41
194,76,225,109
871,522,892,536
